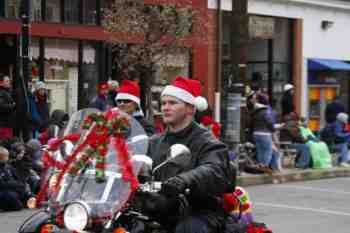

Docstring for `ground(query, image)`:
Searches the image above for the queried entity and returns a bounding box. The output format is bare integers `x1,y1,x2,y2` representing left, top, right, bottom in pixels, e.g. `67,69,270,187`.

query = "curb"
237,167,350,186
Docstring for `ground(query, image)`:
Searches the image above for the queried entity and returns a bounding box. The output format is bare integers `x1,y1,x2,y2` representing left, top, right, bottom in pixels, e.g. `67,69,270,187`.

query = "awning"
308,58,350,71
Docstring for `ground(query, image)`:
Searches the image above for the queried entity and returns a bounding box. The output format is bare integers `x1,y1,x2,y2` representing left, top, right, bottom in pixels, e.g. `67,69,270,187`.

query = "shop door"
0,35,16,80
309,86,338,131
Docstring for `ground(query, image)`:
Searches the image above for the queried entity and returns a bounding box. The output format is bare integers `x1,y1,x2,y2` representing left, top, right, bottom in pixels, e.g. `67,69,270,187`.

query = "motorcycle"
18,107,272,233
18,107,152,233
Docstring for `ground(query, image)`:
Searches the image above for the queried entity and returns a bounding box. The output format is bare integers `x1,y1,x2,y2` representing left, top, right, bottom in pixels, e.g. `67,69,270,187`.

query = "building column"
192,1,210,103
293,19,303,115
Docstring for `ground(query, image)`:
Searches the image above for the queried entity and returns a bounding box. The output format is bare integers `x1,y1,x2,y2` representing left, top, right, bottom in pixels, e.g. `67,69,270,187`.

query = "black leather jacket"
0,87,16,128
0,163,32,200
147,121,234,228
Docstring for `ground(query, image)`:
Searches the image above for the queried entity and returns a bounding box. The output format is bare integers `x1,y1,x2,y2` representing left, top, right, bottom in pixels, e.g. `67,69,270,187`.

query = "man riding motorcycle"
147,76,235,233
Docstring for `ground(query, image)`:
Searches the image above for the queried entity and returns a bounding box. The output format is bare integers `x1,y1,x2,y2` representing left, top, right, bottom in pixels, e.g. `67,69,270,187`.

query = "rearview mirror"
152,144,191,174
131,154,153,182
169,144,191,159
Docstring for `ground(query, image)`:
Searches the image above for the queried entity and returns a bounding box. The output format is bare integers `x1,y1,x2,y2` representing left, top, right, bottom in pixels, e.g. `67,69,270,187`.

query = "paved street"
0,209,37,233
246,177,350,233
1,177,350,233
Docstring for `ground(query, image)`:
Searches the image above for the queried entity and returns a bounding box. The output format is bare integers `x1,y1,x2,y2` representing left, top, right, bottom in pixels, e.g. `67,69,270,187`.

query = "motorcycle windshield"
64,108,149,155
50,108,149,218
63,108,100,137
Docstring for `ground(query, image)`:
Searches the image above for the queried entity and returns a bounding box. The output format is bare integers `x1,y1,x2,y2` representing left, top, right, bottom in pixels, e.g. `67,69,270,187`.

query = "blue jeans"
292,143,311,168
334,143,349,163
253,134,280,170
0,191,23,211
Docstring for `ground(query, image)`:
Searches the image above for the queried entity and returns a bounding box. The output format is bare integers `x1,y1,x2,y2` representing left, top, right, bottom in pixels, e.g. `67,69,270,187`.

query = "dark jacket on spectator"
325,100,345,124
281,90,295,117
90,94,108,111
321,121,350,145
0,162,32,200
250,104,275,133
0,86,16,128
34,90,50,131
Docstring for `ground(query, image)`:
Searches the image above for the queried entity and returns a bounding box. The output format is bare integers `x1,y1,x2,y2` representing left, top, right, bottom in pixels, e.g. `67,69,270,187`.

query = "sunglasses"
117,99,133,105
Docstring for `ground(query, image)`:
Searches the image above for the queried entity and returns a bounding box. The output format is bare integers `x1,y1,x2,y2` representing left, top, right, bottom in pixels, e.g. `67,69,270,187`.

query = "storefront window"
29,37,40,82
0,1,5,17
44,39,78,114
245,17,292,115
32,0,42,22
83,0,97,25
65,0,79,24
46,0,61,22
44,39,78,80
1,0,20,18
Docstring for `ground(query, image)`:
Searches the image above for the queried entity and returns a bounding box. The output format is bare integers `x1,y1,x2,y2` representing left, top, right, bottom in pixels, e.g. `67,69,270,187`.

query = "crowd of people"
0,75,52,211
246,81,350,175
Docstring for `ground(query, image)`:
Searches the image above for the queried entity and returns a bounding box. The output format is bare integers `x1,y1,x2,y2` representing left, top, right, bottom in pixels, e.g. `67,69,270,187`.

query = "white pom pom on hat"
161,76,208,112
194,96,208,112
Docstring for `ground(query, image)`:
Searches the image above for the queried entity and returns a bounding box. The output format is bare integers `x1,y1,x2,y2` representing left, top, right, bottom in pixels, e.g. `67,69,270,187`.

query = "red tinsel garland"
114,136,139,192
36,109,139,206
200,115,221,138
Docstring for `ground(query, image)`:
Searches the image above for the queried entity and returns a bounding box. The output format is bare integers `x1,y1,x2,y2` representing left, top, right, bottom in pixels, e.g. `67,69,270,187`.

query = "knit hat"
116,80,141,107
108,80,119,90
35,81,46,90
161,76,208,111
283,83,294,92
337,112,348,124
26,139,42,152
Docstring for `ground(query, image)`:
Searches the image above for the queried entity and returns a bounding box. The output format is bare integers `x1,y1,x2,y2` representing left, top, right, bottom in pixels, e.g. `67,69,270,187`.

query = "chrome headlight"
63,202,89,231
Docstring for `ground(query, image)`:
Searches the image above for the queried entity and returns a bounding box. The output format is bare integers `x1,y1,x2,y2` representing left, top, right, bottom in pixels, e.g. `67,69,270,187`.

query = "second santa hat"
115,80,141,107
161,76,208,111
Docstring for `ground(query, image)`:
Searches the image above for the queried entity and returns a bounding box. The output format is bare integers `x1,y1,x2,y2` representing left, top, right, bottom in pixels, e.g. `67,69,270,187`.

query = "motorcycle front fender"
18,210,50,233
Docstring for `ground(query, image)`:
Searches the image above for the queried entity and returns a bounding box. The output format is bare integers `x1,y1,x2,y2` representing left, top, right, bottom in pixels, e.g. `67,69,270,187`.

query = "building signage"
249,16,275,39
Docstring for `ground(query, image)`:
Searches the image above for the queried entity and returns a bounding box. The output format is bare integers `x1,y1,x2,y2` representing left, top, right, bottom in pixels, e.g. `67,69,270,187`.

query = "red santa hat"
161,76,208,111
98,82,109,91
115,80,141,107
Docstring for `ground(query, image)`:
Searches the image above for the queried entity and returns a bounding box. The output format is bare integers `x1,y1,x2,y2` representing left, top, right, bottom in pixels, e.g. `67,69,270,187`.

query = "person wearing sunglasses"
115,80,155,136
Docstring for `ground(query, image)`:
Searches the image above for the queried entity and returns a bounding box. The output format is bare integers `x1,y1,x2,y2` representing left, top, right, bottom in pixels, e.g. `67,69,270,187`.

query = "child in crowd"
0,146,35,211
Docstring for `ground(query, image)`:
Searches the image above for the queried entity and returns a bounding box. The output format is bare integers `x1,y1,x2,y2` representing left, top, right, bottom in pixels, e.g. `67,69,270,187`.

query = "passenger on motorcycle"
147,76,234,233
115,80,155,136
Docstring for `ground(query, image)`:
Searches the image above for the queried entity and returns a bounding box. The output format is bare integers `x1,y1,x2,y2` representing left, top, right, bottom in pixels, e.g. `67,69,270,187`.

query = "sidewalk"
237,167,350,186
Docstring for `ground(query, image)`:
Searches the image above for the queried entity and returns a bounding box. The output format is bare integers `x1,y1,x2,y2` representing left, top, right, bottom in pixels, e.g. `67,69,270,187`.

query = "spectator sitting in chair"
299,118,332,169
321,112,350,167
281,112,311,169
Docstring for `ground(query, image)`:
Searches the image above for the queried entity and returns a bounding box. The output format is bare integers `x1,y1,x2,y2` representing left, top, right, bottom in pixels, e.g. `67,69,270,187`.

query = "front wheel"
18,211,50,233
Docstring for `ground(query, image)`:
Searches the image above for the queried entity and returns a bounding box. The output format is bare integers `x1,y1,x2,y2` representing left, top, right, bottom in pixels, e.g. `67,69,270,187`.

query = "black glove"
141,192,177,218
161,176,187,198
